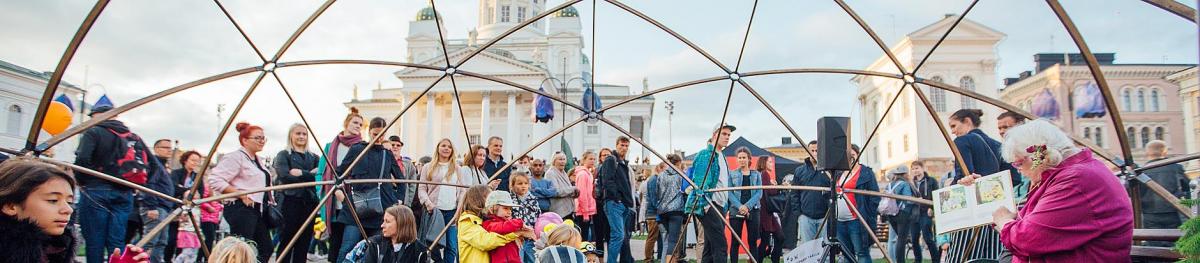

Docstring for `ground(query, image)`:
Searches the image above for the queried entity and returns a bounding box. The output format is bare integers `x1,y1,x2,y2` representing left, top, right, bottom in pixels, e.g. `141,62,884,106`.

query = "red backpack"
107,128,150,185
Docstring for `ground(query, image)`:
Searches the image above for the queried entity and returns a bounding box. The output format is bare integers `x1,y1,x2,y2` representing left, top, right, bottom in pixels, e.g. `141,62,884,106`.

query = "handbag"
242,151,284,229
351,153,387,219
419,209,448,247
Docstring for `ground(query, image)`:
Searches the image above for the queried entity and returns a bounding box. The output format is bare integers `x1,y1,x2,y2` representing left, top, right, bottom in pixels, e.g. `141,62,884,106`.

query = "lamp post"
665,100,675,153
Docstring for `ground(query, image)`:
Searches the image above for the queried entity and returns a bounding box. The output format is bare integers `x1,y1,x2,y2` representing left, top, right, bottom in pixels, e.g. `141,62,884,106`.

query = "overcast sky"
1,0,1196,162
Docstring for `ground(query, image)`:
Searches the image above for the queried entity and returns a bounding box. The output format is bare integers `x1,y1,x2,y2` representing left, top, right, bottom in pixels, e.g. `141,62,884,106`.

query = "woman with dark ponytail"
944,109,1008,262
335,117,404,262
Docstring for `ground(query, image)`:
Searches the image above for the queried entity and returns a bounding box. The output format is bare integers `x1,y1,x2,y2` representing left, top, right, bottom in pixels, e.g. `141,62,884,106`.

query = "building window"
6,105,20,135
1127,127,1137,148
1122,88,1132,111
887,141,893,158
960,76,976,109
1155,126,1165,141
1094,127,1103,147
930,76,946,112
902,135,909,152
901,92,910,117
587,125,598,135
1141,127,1151,147
630,116,645,139
1083,127,1091,139
469,134,481,145
1151,88,1160,112
1137,88,1146,112
517,6,526,22
501,6,510,22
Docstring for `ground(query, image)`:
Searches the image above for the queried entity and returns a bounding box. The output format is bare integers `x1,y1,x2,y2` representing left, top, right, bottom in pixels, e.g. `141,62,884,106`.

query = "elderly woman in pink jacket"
977,119,1132,262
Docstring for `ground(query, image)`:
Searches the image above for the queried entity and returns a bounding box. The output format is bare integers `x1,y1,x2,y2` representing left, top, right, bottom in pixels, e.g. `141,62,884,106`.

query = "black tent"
684,137,803,178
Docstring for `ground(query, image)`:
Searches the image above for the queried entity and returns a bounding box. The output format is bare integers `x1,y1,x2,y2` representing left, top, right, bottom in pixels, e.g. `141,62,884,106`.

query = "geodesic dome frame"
10,0,1200,262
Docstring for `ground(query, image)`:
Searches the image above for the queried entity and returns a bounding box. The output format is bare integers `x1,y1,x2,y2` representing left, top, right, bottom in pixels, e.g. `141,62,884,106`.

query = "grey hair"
1001,119,1081,168
285,123,308,153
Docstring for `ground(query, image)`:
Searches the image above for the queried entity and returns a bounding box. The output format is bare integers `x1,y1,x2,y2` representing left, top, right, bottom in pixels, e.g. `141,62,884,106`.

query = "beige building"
1167,67,1198,177
1000,54,1191,165
853,15,1005,179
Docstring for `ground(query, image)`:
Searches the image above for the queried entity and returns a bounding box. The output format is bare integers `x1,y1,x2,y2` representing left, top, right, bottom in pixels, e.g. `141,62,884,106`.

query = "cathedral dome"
416,7,438,21
554,6,579,18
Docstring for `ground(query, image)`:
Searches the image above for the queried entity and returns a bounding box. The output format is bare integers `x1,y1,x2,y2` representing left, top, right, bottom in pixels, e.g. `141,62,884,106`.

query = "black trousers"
200,222,219,262
328,221,346,263
911,216,940,263
278,197,318,263
224,202,273,263
699,206,727,263
757,229,782,263
165,222,178,260
574,214,594,241
728,209,760,263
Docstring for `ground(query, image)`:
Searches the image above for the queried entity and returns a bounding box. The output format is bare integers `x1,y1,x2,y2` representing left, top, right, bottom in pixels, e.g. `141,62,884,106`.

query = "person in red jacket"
482,190,526,263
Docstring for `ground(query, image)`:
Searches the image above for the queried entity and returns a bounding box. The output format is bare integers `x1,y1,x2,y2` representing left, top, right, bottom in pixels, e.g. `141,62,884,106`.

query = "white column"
426,92,436,154
481,91,491,143
507,91,518,158
400,92,410,155
451,92,464,147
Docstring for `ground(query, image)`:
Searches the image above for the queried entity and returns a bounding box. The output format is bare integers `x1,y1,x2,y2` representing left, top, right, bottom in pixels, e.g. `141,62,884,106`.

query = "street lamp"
665,100,674,153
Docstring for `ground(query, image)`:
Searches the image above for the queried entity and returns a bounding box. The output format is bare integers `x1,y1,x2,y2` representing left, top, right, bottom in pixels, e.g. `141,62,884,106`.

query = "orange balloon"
42,102,72,135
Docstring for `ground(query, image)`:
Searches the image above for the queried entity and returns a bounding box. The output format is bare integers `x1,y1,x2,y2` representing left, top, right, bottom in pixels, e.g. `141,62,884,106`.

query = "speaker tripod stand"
817,169,855,263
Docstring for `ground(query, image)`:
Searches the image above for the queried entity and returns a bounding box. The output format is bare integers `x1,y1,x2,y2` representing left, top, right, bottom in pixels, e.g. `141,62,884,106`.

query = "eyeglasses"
1011,157,1027,169
249,136,267,141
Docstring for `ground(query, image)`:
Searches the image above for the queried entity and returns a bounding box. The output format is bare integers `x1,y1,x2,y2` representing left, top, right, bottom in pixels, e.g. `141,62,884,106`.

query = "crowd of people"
0,96,1181,263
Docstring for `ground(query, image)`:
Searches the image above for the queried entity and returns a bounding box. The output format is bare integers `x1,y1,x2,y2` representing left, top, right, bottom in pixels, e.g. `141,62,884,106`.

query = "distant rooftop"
0,59,80,89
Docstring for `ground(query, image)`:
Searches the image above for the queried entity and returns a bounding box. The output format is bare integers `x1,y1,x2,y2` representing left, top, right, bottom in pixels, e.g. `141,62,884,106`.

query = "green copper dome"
416,7,438,21
554,6,579,18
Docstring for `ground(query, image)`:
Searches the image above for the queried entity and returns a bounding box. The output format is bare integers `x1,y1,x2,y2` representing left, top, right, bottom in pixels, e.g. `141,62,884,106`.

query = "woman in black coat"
345,205,429,263
945,109,1008,262
335,117,405,261
274,123,322,263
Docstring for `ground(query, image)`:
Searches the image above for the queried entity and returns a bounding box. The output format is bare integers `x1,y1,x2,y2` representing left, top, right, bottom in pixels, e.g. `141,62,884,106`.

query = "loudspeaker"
816,117,851,171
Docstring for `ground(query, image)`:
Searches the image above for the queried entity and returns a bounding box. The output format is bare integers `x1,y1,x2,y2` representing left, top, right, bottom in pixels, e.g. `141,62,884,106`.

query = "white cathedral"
346,1,655,160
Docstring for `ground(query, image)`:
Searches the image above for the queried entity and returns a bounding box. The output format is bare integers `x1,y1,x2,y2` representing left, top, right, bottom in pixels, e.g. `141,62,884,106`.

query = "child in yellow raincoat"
459,185,535,263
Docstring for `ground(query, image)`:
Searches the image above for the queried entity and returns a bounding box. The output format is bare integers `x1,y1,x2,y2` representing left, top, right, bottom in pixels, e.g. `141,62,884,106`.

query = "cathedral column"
451,92,464,147
426,92,437,153
481,91,491,143
400,91,410,155
507,91,518,158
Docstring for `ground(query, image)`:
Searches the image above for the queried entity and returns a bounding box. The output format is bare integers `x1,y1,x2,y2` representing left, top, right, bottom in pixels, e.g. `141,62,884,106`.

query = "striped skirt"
944,225,1004,262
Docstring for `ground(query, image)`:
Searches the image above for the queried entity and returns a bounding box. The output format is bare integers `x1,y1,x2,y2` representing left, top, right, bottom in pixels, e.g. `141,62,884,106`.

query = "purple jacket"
1000,150,1132,262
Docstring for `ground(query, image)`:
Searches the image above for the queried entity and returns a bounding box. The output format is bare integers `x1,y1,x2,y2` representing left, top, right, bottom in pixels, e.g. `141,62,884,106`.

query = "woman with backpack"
882,167,916,263
273,123,321,263
335,117,405,263
207,122,274,263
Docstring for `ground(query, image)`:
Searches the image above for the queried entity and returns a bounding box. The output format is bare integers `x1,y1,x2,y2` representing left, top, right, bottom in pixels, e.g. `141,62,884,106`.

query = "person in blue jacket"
726,147,761,263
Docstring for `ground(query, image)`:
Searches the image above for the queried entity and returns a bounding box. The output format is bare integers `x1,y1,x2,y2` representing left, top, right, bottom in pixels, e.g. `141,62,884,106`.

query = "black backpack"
106,128,150,185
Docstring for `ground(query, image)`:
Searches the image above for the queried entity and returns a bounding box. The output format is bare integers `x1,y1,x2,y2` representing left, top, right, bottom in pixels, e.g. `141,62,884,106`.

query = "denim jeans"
836,220,871,263
605,201,633,263
441,209,459,262
140,207,170,263
798,214,825,243
521,238,536,263
337,227,380,263
659,213,686,262
78,187,134,263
